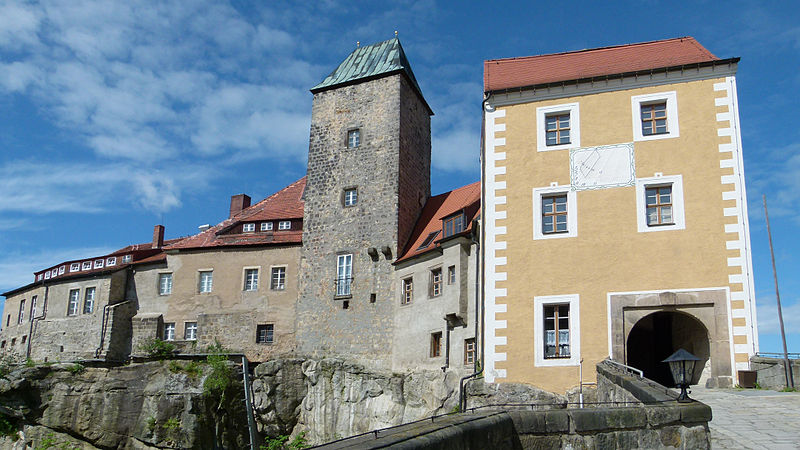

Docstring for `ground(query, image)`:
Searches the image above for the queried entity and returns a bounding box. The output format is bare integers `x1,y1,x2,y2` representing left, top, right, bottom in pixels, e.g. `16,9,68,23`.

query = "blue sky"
0,1,797,353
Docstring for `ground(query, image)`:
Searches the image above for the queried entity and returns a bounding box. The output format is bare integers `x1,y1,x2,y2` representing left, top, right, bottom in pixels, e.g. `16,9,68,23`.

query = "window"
631,91,679,141
542,194,568,234
51,269,58,277
184,322,198,340
30,296,37,321
94,259,104,269
537,103,580,151
278,221,291,230
545,113,570,146
418,231,439,250
244,268,259,291
67,289,80,316
199,271,213,293
122,255,132,263
58,266,65,275
44,271,51,280
256,324,274,344
271,267,286,290
261,222,272,231
344,188,358,207
430,332,442,358
18,300,25,324
159,273,173,295
163,323,175,341
464,338,476,365
534,294,580,367
6,315,9,327
635,175,685,233
37,274,43,281
430,268,442,297
107,257,117,266
243,223,255,232
347,129,360,148
70,263,80,272
533,186,577,240
82,261,92,270
447,266,456,285
443,214,464,238
401,277,413,305
336,254,352,297
83,287,95,314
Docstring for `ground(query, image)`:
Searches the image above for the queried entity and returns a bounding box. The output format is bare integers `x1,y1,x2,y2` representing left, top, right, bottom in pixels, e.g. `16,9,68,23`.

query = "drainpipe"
26,284,48,360
459,93,491,412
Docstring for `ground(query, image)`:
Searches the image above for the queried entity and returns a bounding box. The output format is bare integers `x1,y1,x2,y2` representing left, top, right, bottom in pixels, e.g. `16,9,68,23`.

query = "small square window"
347,129,360,148
344,188,358,207
159,273,173,295
631,91,679,141
58,266,65,275
94,259,104,269
184,322,198,340
199,271,213,293
44,272,51,280
243,223,255,232
429,268,442,297
82,261,92,270
537,103,580,151
635,175,685,233
107,257,117,266
545,113,571,146
641,102,668,135
164,323,175,341
122,255,132,263
533,187,577,240
261,222,272,231
278,221,291,230
401,277,413,305
70,263,80,272
244,268,259,291
430,332,442,358
37,274,43,281
51,269,58,277
542,194,568,234
271,267,286,290
447,266,456,285
256,324,274,344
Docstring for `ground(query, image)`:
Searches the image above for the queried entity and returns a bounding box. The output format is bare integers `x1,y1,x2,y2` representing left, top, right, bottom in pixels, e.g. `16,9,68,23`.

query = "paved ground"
690,386,800,449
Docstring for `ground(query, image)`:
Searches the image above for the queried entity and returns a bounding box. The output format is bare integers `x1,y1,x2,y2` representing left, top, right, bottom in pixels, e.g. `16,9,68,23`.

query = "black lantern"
662,348,700,403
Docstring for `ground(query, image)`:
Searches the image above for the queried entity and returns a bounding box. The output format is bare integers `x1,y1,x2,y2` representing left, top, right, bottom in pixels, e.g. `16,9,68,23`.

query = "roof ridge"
486,36,698,63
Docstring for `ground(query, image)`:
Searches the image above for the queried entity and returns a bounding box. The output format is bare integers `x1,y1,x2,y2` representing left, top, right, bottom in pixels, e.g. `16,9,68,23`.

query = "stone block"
544,409,569,433
679,402,712,424
570,408,607,432
518,434,561,449
681,424,710,449
645,404,681,427
507,410,546,434
604,407,647,429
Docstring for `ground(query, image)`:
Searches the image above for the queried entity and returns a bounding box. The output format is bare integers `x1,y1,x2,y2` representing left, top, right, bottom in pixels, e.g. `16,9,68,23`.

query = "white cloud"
756,296,800,336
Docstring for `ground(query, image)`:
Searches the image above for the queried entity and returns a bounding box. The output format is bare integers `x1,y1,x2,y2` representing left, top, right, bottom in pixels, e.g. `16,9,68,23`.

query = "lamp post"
663,349,701,403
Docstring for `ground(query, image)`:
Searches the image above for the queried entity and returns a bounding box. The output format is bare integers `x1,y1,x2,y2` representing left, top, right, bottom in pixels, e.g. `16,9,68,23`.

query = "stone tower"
296,38,432,367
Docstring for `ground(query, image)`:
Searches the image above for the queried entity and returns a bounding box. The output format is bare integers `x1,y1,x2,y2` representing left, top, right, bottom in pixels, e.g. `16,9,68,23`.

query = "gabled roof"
311,38,432,114
397,181,481,263
167,177,306,250
484,37,725,92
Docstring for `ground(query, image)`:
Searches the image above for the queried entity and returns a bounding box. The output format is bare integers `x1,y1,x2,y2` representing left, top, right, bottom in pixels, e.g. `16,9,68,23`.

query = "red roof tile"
397,181,480,263
167,177,306,250
484,37,720,92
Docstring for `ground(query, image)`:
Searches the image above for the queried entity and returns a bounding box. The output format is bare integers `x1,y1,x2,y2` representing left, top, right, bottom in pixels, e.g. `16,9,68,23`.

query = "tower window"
347,129,360,148
344,188,358,207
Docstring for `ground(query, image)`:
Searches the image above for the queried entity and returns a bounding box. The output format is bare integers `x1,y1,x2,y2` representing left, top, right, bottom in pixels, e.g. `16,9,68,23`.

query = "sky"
0,1,797,354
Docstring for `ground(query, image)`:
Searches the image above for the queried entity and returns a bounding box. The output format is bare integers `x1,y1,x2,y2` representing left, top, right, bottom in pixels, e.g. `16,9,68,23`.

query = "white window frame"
260,222,272,231
67,289,80,316
536,102,580,152
70,263,80,272
533,186,578,240
82,261,92,270
401,277,413,305
336,254,352,297
344,188,358,207
534,294,580,367
270,266,287,291
635,174,685,233
122,255,132,263
83,287,96,314
44,271,51,280
631,91,679,141
58,266,65,275
347,128,361,148
18,299,25,324
243,267,260,291
199,270,213,293
94,259,104,269
163,323,175,341
278,220,291,230
158,273,173,295
107,257,116,266
184,322,198,340
37,274,43,281
51,269,58,277
242,223,256,232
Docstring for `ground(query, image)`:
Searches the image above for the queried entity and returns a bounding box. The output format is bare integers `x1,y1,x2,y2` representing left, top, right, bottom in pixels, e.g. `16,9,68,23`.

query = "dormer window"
443,213,465,238
243,223,255,232
278,221,291,230
37,274,43,281
94,259,104,269
44,272,51,280
51,269,58,277
70,263,80,272
261,222,273,231
58,266,65,275
107,257,117,266
82,261,92,270
417,231,440,250
122,255,132,263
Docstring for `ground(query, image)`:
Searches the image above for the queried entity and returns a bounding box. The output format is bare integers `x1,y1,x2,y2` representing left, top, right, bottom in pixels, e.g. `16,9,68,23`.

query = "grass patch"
66,363,85,375
261,431,309,450
168,360,203,377
780,386,798,392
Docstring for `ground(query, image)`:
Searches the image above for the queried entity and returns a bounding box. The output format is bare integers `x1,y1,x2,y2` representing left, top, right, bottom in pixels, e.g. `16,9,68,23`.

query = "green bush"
203,342,232,398
0,415,18,439
168,360,203,377
261,431,309,450
66,363,85,374
139,338,176,360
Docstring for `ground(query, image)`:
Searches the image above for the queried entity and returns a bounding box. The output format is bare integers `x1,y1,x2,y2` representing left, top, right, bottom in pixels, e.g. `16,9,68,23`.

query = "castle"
1,36,757,393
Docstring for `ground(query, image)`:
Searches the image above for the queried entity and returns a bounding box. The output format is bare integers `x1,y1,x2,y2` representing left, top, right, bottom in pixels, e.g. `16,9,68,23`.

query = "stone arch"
626,310,710,386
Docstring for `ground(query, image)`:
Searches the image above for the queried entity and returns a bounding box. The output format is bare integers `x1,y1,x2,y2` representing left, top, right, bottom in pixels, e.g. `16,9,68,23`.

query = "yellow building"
481,37,757,392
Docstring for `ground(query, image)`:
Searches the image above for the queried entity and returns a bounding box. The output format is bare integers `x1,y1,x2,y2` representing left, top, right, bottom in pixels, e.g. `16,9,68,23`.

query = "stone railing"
749,356,800,390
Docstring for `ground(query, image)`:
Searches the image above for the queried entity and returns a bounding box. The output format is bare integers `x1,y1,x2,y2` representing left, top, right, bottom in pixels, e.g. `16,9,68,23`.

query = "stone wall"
749,356,800,390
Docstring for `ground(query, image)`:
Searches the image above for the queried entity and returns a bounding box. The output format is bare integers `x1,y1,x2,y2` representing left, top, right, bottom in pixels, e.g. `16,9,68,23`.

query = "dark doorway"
626,311,710,387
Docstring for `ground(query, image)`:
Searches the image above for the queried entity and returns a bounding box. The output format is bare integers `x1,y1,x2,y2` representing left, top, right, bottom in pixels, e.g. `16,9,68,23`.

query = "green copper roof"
311,38,429,111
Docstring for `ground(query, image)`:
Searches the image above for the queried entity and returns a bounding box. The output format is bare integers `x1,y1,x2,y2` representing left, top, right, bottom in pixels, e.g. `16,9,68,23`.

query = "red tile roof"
484,37,721,92
167,177,306,250
397,181,480,263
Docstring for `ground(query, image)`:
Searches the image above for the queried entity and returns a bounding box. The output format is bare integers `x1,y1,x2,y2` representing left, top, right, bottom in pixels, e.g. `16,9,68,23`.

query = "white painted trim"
536,102,580,151
631,91,679,141
534,294,581,367
532,186,577,240
635,174,685,233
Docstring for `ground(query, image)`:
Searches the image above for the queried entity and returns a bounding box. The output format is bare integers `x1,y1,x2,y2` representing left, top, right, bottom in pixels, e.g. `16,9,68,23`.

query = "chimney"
152,225,165,249
230,194,251,218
